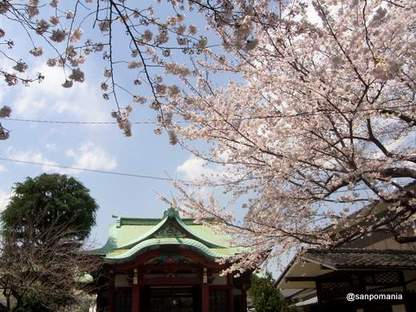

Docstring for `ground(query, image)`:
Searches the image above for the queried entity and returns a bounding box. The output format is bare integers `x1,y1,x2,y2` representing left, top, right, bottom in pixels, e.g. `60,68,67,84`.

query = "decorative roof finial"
112,215,121,228
164,206,179,218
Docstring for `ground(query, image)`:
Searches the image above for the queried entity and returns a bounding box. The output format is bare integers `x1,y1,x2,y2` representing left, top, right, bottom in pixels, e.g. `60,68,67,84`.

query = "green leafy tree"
249,273,293,312
0,174,100,311
2,173,98,242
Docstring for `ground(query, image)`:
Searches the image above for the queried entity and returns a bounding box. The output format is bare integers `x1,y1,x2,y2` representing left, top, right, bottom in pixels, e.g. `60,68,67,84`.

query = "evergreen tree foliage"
249,273,293,312
2,173,98,242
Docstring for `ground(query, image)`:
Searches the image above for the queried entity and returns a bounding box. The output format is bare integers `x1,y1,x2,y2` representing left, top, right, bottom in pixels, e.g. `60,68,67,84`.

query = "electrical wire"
2,104,414,126
5,118,156,125
0,156,187,182
0,157,401,195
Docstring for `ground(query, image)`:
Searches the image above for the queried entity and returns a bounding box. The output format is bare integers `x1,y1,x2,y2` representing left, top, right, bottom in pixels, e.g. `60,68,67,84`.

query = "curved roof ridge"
115,207,226,250
171,210,226,248
115,213,170,249
105,238,221,262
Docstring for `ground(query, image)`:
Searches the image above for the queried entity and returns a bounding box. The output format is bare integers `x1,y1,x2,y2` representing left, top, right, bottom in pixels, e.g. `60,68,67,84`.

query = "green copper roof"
93,208,241,263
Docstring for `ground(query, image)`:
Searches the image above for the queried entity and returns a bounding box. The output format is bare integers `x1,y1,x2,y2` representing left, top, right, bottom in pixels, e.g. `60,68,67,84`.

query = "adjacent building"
276,229,416,311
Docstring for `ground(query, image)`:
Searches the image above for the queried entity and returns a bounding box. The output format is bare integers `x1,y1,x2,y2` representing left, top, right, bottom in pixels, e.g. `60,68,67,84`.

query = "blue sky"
0,2,246,249
0,60,213,247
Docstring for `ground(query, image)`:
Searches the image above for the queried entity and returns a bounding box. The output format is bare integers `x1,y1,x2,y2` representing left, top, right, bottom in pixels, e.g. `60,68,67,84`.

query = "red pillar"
202,285,209,312
132,268,140,312
202,268,209,312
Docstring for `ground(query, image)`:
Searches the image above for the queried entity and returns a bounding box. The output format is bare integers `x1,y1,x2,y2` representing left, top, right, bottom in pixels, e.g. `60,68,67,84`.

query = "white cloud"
6,143,117,176
6,146,63,173
176,154,240,183
45,143,57,151
177,155,219,181
11,64,108,121
0,164,7,172
175,155,215,201
175,155,243,209
66,143,117,171
0,190,11,212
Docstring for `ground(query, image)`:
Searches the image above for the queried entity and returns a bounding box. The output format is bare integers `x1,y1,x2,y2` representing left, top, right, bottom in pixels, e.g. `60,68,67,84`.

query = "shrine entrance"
143,286,200,312
94,208,251,312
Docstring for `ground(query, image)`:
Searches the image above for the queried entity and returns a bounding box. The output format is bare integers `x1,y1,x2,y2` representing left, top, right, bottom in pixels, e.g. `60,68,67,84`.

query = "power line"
5,118,157,125
0,156,253,187
0,156,186,182
1,104,414,126
0,157,403,195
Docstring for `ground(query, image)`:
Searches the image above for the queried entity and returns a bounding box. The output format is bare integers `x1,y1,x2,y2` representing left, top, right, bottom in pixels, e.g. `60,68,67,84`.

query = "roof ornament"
112,215,121,228
163,206,179,218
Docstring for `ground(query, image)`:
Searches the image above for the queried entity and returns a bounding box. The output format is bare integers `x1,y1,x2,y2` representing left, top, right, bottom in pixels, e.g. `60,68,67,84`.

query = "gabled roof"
93,208,241,263
302,248,416,270
276,248,416,291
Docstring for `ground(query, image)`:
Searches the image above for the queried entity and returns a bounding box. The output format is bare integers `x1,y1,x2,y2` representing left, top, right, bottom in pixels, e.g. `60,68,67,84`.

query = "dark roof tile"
303,248,416,270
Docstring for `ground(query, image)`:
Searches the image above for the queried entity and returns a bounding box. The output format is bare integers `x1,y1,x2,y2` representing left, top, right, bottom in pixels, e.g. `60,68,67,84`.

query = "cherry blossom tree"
0,105,11,139
0,0,212,137
0,0,415,271
161,0,416,272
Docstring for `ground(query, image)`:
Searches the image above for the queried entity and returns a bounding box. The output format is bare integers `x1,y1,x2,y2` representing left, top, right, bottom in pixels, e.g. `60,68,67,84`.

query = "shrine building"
92,208,251,312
